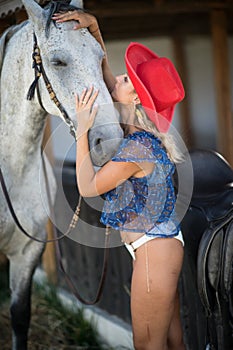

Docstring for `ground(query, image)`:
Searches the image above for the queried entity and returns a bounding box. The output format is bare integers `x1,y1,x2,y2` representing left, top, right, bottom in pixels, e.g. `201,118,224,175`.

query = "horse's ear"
22,0,45,24
70,0,83,8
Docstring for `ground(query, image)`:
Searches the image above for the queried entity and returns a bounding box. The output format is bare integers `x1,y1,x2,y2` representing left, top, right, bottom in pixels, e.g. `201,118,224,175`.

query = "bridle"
27,32,76,139
0,32,110,305
25,31,82,243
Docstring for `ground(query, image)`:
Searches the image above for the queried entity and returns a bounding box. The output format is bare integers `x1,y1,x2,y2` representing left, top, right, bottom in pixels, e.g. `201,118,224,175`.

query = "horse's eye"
51,60,67,67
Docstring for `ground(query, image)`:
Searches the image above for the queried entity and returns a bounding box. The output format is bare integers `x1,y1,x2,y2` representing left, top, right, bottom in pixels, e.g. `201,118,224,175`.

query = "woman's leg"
167,289,185,350
131,238,184,350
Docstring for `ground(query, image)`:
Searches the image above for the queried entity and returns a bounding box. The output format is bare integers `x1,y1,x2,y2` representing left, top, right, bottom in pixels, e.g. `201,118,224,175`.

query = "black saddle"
181,149,233,350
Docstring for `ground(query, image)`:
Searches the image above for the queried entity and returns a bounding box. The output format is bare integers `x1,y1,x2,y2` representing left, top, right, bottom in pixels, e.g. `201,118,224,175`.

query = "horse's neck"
2,105,47,176
1,24,47,175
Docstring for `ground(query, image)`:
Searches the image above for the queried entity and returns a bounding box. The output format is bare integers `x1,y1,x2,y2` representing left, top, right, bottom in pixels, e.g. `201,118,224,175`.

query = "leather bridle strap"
27,32,76,139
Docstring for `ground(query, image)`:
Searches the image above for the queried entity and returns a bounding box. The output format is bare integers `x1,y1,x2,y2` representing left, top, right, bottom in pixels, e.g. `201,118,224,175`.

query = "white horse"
0,0,122,349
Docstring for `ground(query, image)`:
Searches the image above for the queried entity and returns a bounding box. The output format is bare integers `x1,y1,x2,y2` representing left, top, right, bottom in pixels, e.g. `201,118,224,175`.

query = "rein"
0,167,81,244
0,166,110,305
0,32,111,305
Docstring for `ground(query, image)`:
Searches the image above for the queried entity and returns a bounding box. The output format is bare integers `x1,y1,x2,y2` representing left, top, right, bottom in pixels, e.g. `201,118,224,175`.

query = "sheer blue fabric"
100,131,180,237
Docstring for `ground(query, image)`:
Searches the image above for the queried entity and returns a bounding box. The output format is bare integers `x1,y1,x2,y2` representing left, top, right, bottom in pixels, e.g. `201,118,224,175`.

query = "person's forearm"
88,24,116,92
76,132,96,197
102,57,116,93
88,22,105,51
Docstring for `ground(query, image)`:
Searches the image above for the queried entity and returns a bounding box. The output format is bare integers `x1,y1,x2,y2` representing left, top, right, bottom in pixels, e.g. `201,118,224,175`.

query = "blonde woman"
54,11,186,350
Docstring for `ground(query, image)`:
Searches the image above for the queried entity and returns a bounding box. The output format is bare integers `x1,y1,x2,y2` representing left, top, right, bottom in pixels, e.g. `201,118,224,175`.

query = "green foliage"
32,283,106,349
0,269,109,349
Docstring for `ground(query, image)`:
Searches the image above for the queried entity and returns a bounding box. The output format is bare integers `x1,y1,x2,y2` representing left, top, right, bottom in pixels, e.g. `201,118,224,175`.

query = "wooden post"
172,35,194,149
42,220,58,285
210,10,233,166
42,117,58,285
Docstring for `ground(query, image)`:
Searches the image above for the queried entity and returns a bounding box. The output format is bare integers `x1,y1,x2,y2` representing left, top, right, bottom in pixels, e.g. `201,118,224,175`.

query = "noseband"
27,32,76,139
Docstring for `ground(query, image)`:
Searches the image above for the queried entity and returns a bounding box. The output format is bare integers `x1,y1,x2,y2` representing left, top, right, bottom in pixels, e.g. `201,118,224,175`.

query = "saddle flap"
207,229,224,290
197,225,219,314
221,219,233,297
197,212,233,315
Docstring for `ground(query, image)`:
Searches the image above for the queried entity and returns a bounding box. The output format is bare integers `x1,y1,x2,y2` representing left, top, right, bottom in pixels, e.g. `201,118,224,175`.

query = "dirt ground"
0,286,105,350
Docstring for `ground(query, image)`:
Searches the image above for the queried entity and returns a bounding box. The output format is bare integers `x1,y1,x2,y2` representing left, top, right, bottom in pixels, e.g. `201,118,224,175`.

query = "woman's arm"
52,11,116,93
76,134,140,197
75,88,140,197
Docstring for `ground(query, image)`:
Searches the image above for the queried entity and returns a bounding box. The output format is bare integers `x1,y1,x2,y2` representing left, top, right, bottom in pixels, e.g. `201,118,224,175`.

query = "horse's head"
22,0,123,166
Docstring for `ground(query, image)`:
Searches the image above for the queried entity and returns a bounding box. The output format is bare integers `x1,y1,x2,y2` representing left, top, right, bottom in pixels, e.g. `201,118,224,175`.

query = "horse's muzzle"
89,124,123,167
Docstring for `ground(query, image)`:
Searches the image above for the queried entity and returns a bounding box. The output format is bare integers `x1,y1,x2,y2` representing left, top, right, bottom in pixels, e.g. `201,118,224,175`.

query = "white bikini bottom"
124,231,184,260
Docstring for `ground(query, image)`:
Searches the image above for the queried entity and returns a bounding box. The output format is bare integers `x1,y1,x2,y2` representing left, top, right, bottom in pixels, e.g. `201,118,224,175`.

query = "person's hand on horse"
75,87,99,139
52,10,98,32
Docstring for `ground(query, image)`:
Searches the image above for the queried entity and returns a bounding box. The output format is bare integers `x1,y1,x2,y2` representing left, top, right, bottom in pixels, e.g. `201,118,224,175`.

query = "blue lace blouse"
100,131,180,238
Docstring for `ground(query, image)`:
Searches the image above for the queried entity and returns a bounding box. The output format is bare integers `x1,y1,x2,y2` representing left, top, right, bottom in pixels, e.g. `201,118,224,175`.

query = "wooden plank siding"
211,10,233,165
172,34,194,149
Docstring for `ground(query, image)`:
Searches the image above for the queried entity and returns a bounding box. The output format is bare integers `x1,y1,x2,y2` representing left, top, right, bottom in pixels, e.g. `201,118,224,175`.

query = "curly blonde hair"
134,105,183,163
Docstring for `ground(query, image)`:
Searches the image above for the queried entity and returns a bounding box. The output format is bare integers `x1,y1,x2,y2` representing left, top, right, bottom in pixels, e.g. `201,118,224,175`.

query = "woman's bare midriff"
120,230,145,244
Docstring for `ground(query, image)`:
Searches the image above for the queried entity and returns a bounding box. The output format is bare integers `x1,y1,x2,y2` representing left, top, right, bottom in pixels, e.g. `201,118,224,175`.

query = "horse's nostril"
92,138,104,154
95,138,102,146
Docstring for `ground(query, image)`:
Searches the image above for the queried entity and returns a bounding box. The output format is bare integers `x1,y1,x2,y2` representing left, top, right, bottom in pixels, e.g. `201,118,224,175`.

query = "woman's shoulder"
128,131,175,169
112,130,165,163
128,130,164,154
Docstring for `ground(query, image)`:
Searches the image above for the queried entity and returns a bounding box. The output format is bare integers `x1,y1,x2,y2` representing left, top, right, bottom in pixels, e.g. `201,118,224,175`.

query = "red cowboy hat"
125,42,185,132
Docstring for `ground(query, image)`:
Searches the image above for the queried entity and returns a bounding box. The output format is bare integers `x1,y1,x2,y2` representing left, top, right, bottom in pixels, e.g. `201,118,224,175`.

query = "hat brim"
125,42,174,133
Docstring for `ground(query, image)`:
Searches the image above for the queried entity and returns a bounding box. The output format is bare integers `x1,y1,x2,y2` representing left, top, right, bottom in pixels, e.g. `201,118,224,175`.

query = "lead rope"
0,166,80,243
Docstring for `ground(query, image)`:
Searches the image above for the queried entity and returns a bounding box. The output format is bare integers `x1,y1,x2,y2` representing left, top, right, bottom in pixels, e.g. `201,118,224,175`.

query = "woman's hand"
75,87,99,139
52,10,98,32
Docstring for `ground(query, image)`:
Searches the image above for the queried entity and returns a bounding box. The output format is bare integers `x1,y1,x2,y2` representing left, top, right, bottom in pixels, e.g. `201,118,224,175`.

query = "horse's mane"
0,22,28,73
45,0,84,36
0,21,28,112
